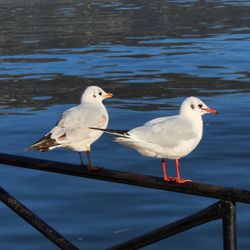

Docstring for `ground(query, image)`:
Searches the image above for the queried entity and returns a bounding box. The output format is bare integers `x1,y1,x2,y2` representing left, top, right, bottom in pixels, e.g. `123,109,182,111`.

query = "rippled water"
1,0,250,249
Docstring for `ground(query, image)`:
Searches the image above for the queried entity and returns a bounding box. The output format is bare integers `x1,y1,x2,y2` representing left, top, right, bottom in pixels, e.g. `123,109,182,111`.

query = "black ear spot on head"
93,94,96,98
191,104,195,110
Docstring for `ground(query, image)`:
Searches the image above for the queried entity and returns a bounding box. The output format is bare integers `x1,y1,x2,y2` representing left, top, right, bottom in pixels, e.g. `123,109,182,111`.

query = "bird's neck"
193,115,203,139
182,112,203,138
81,101,107,114
81,100,103,106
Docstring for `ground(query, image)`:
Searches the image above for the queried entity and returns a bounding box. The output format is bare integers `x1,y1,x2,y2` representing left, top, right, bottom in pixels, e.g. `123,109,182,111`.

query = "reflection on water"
1,33,250,82
1,0,250,249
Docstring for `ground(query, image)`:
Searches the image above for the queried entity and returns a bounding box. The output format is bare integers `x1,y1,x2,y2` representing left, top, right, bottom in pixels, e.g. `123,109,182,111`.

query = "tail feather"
26,133,60,152
89,127,130,137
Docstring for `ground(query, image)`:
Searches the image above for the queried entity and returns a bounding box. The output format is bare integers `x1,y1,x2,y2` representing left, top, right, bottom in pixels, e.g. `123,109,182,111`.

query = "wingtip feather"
89,127,130,137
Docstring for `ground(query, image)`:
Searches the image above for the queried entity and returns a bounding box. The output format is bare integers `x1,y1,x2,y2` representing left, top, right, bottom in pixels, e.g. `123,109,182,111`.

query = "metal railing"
0,186,78,250
0,152,249,249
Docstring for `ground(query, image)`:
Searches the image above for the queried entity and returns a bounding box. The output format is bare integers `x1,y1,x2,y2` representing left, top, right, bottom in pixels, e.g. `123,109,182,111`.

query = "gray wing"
129,115,196,148
50,103,108,142
144,117,168,126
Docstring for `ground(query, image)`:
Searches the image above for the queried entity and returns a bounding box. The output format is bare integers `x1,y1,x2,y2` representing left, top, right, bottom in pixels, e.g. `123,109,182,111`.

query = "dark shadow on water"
1,0,250,55
0,74,250,112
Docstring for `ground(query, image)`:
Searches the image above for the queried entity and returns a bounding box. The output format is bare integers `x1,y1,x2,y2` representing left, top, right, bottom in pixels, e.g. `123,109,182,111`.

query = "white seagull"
91,97,218,183
27,86,113,171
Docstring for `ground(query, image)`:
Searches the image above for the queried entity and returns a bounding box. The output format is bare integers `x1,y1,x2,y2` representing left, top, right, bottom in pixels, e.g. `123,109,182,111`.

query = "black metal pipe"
1,153,250,204
221,200,237,250
0,186,78,250
107,201,222,250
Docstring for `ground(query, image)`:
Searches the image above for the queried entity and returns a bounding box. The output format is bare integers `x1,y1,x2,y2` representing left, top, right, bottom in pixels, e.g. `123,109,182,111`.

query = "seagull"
27,86,113,171
91,97,218,182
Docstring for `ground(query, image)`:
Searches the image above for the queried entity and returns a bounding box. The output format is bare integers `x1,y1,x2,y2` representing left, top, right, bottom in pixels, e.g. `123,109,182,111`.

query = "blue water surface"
1,0,250,249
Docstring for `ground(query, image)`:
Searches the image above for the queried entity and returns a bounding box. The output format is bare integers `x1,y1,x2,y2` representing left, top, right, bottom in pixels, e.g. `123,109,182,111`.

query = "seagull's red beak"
202,108,219,114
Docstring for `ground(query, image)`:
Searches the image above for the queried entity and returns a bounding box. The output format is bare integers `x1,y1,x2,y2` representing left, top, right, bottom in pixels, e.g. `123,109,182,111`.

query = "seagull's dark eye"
99,92,102,96
191,104,195,110
198,104,203,109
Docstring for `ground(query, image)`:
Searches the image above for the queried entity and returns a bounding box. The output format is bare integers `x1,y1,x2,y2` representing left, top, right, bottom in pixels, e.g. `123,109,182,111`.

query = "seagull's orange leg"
161,159,173,182
78,152,84,166
85,150,101,171
175,159,192,183
78,151,101,171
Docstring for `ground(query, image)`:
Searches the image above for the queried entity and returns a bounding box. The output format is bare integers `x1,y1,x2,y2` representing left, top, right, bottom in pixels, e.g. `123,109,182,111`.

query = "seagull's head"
81,86,113,103
180,96,218,117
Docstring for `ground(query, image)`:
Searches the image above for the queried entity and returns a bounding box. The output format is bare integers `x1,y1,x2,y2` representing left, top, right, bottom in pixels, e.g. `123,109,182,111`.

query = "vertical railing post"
221,200,237,250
